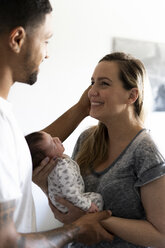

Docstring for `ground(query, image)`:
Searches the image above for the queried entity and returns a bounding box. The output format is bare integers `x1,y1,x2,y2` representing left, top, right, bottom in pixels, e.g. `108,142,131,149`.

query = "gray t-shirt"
71,129,165,248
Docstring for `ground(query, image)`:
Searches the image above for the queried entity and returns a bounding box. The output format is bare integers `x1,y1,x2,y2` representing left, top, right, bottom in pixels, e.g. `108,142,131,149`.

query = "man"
0,0,113,247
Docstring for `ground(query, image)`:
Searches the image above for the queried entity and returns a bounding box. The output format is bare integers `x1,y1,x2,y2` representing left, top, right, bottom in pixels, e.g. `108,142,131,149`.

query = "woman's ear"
128,88,139,104
8,26,26,53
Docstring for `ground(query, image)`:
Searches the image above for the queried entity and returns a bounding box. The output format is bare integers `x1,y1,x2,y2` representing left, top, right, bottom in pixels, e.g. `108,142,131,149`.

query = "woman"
53,52,165,247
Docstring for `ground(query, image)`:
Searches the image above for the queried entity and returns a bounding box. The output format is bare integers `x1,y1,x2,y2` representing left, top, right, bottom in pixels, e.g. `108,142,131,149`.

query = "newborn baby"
25,131,103,213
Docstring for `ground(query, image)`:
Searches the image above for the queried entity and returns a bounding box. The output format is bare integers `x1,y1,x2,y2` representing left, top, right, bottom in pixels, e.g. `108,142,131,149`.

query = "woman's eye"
91,81,94,85
101,81,109,86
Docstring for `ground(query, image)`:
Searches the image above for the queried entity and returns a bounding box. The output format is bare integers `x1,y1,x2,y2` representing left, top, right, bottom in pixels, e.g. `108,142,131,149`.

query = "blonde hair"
75,123,108,175
75,52,152,174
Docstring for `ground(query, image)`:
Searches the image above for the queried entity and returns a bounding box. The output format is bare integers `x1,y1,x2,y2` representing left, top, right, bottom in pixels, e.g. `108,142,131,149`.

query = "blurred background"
8,0,165,231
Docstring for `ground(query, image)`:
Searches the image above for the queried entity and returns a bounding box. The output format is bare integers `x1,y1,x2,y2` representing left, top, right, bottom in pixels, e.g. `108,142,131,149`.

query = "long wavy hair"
75,52,151,175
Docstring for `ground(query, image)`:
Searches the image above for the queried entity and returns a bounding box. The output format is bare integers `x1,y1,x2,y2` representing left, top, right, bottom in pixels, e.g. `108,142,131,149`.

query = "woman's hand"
32,157,57,195
49,197,85,224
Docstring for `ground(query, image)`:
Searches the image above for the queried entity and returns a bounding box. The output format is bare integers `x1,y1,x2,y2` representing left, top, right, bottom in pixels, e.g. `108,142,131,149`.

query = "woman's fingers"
33,157,50,177
49,197,85,224
32,157,57,193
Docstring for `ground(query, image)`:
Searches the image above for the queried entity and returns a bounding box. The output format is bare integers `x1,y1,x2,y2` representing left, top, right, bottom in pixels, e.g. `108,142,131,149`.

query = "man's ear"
9,27,26,53
128,88,139,104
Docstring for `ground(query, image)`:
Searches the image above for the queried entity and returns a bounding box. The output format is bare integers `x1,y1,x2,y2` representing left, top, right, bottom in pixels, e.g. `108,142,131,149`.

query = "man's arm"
42,86,91,142
34,87,90,192
0,200,18,247
0,200,113,248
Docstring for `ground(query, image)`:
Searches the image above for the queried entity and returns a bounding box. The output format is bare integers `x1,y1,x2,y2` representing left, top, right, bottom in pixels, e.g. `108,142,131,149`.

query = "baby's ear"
128,88,138,104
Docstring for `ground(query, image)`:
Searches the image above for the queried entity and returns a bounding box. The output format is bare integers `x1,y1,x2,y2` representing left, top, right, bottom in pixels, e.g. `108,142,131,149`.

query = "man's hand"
49,197,85,224
43,86,91,141
49,197,114,245
73,210,114,245
77,86,91,117
32,157,57,195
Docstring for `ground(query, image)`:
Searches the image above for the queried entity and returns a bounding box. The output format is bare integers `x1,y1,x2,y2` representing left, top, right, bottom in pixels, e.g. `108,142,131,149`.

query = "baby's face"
40,131,65,158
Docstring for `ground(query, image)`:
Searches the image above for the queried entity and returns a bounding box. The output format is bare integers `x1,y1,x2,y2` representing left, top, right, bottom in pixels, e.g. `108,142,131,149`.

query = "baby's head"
25,131,64,170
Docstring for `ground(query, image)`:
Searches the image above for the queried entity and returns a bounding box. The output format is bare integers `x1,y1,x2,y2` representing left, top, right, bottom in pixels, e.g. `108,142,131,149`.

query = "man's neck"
0,67,14,99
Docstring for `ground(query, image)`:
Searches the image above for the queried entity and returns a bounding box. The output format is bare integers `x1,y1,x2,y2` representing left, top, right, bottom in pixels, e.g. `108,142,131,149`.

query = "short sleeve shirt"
71,129,165,248
0,97,36,233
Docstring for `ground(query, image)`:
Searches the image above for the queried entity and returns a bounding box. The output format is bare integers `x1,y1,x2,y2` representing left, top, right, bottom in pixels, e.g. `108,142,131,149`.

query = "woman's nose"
88,85,98,98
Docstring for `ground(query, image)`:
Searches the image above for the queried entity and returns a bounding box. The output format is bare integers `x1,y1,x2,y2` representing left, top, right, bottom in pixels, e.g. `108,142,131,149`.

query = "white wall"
8,0,165,231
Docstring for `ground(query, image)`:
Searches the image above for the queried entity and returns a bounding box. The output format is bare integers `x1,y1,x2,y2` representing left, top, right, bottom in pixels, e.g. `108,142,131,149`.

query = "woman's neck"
105,116,144,143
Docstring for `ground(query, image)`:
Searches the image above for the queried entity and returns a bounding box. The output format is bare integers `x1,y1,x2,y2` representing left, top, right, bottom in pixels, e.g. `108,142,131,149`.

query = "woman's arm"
49,197,85,224
42,86,91,142
101,176,165,247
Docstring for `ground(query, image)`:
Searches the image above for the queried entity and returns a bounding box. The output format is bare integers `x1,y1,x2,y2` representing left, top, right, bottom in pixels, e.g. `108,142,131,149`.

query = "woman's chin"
89,112,100,121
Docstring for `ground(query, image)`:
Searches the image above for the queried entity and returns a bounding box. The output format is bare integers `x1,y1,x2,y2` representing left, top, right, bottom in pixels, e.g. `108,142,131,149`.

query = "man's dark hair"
25,131,46,170
0,0,53,33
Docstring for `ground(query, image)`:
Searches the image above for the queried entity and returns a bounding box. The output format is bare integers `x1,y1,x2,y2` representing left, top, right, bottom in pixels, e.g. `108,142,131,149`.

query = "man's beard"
26,71,38,85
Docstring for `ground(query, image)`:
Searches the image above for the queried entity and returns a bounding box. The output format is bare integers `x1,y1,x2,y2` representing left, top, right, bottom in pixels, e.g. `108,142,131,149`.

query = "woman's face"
88,61,131,124
40,132,64,158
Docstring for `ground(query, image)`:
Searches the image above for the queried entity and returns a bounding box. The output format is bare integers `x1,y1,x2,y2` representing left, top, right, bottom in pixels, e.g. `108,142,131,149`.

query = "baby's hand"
87,202,99,213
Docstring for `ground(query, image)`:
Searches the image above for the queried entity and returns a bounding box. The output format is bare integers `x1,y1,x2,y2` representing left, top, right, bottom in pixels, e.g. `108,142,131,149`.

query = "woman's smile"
90,101,104,106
